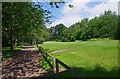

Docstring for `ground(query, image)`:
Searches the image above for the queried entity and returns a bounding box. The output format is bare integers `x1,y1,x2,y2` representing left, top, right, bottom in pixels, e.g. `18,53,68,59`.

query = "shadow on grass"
2,48,21,59
73,66,118,77
44,65,119,79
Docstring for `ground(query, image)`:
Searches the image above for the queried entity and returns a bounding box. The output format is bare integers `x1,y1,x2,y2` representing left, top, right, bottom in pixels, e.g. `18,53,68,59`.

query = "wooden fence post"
55,59,59,74
45,53,47,60
52,56,55,72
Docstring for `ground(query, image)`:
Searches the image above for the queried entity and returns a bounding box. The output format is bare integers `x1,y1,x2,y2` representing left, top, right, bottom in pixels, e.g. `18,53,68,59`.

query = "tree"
2,2,51,50
49,24,67,41
88,17,101,38
99,10,118,39
79,18,90,41
68,22,81,41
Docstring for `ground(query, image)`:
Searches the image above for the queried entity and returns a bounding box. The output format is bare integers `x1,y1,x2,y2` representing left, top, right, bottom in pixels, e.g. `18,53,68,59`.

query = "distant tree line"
48,10,119,42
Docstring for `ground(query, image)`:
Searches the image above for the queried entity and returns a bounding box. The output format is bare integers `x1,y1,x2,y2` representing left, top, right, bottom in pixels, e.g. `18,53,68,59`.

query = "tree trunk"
10,29,13,50
10,35,13,50
14,38,17,47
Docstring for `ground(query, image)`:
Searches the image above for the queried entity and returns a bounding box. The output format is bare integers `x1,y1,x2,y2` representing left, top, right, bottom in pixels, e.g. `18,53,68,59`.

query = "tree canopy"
2,2,51,50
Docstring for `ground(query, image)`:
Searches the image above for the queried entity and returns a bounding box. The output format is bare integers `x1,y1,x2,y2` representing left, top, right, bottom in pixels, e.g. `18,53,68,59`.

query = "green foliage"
2,35,10,47
48,10,118,42
49,23,67,41
40,55,53,71
2,2,51,49
38,46,53,71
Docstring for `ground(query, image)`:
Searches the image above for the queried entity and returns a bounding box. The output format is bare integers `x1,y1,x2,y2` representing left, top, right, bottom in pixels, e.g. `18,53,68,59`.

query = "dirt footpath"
2,46,52,79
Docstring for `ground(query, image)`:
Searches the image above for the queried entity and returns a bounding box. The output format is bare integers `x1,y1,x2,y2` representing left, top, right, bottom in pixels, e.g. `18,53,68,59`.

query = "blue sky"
86,2,102,8
41,2,64,20
33,0,119,28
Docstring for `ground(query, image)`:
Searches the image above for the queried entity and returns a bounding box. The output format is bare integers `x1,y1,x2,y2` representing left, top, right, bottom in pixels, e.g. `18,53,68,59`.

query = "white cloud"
87,0,119,17
50,0,119,27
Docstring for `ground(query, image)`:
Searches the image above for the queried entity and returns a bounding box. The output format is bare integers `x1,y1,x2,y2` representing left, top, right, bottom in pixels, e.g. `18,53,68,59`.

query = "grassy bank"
38,40,118,77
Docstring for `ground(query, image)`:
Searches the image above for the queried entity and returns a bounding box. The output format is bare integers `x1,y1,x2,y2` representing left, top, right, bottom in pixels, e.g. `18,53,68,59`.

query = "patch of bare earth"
51,49,68,54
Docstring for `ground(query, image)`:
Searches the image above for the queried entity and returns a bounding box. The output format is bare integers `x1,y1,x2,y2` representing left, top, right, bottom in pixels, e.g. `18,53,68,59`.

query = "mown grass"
2,47,21,59
38,40,118,77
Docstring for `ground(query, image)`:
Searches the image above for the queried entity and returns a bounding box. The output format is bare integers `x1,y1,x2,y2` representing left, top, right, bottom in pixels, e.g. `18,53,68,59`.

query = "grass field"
2,47,21,59
38,40,118,77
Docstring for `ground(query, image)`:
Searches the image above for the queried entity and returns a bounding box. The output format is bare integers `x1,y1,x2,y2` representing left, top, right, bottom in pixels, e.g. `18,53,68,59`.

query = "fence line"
37,46,84,77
